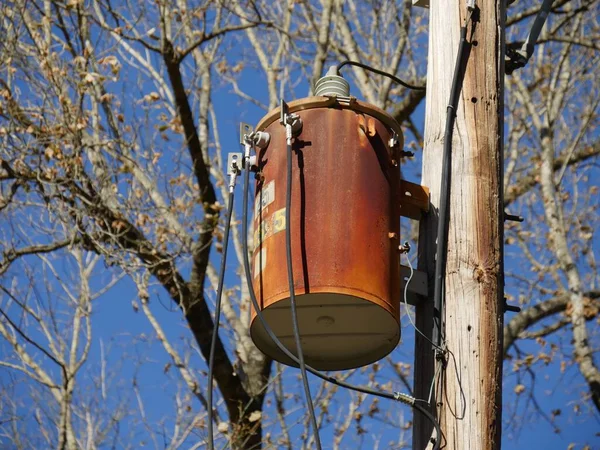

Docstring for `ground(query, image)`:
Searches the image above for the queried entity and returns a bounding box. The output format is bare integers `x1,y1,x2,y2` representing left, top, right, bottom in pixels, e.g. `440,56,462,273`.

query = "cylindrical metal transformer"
250,96,403,371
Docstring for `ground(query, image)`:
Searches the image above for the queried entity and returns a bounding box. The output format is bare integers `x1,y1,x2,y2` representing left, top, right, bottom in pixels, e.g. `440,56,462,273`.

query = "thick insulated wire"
413,402,442,450
336,60,426,91
432,23,470,348
207,191,235,450
284,137,322,450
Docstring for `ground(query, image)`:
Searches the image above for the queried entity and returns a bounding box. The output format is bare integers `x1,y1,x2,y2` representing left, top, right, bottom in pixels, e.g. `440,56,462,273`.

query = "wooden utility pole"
413,0,505,449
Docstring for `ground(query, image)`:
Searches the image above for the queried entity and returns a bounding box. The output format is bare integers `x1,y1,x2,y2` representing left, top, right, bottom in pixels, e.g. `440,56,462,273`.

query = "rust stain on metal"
250,98,408,369
357,114,377,137
253,207,286,250
253,105,399,311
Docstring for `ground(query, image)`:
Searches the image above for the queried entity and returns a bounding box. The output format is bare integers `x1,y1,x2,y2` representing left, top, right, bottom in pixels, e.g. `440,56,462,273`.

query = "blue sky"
1,3,599,449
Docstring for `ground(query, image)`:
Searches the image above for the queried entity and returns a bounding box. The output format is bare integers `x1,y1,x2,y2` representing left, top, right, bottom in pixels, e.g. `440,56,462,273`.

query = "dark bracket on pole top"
504,211,524,223
504,297,521,313
505,45,528,75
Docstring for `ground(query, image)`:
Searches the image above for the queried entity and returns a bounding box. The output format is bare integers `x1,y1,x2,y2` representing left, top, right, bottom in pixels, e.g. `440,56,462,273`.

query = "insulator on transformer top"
314,65,350,97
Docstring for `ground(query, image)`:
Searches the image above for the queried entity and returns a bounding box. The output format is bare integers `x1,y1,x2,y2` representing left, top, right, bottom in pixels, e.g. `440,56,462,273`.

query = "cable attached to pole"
207,159,239,450
432,13,473,350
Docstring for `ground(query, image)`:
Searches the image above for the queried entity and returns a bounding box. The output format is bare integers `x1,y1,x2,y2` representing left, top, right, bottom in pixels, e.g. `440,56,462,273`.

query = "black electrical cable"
336,60,426,91
413,401,442,450
207,190,235,450
432,21,471,349
241,157,441,450
284,136,322,450
506,0,555,74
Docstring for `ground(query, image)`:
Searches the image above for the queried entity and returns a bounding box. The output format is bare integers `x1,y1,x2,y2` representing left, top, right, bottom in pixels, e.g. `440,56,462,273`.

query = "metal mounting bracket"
279,99,303,139
226,152,242,192
411,0,430,8
332,95,357,108
227,153,242,176
400,264,428,306
399,180,430,220
239,122,254,145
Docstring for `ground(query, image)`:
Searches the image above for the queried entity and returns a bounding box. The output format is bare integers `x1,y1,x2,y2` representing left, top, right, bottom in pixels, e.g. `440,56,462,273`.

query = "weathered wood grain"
413,0,505,448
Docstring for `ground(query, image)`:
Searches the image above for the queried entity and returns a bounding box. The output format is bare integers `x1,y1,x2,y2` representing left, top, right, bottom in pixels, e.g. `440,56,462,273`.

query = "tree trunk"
413,0,505,448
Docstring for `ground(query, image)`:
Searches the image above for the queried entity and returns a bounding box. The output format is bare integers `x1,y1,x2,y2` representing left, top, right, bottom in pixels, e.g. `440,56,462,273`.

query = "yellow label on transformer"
254,208,286,249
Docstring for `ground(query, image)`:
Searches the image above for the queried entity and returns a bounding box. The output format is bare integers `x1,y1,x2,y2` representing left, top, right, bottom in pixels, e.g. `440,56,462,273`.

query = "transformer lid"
250,292,400,371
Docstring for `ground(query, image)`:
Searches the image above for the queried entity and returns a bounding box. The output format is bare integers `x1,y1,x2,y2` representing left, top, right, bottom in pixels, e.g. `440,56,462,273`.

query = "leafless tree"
0,0,598,449
501,0,600,434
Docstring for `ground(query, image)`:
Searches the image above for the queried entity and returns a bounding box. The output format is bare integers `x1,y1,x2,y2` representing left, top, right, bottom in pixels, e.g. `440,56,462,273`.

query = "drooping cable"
284,132,322,450
403,252,466,421
402,254,442,405
432,15,472,349
241,152,441,449
207,189,236,450
336,60,426,91
402,250,444,353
